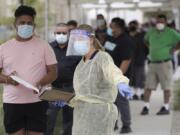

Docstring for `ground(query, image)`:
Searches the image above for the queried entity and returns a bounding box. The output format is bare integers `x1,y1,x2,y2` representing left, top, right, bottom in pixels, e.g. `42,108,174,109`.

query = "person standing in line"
141,14,180,115
0,5,57,135
104,17,133,134
45,23,81,135
128,20,148,100
67,20,78,32
95,14,108,45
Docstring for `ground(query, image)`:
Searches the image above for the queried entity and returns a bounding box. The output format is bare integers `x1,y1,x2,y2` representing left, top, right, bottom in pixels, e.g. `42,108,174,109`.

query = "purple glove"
50,100,67,108
117,83,133,99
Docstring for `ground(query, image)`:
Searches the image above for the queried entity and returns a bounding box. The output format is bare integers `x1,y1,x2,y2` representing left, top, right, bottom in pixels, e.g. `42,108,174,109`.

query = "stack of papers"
10,75,40,93
10,75,75,102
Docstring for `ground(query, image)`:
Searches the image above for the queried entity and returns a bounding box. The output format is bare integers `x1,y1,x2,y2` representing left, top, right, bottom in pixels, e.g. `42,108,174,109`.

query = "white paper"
104,41,117,51
10,75,39,93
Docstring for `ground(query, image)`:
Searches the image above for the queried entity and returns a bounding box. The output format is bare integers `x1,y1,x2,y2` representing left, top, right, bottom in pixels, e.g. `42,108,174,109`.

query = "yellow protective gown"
71,51,129,135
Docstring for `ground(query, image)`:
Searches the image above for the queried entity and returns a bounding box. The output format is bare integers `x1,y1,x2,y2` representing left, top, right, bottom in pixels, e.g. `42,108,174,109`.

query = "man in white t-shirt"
0,5,57,135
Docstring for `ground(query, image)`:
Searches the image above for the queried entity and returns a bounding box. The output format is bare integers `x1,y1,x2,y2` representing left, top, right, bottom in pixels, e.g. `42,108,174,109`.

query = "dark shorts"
131,65,145,89
3,101,48,134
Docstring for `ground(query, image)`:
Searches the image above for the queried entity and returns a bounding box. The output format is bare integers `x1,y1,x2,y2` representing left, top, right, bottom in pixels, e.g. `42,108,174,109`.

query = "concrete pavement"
114,90,172,135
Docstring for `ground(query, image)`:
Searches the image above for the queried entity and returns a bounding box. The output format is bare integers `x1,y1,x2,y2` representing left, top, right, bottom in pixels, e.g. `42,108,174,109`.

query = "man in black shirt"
67,20,78,32
128,20,148,100
104,17,133,134
45,23,81,135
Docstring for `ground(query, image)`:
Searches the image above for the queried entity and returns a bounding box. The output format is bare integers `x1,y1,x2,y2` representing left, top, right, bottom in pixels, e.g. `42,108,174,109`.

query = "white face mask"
55,34,68,44
156,23,165,31
73,40,90,55
17,24,34,39
97,19,105,27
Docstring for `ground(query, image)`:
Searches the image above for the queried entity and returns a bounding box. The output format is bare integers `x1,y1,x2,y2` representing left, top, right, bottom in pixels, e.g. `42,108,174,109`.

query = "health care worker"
57,24,132,135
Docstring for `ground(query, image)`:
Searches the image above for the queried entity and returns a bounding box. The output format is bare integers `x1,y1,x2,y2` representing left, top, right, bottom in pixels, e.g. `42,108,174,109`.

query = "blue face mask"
97,19,105,27
17,25,34,39
107,27,112,36
73,40,90,56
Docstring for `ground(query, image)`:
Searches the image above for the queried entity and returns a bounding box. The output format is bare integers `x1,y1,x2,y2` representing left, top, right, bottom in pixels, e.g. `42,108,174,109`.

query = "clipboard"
39,89,75,102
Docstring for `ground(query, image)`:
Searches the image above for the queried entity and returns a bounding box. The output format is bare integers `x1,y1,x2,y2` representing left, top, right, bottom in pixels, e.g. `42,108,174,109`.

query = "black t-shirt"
50,41,81,88
129,32,148,66
104,34,134,78
95,28,108,45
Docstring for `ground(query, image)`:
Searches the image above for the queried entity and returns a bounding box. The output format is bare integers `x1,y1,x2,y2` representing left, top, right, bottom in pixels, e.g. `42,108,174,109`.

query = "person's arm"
0,46,18,85
99,52,129,85
99,52,131,98
174,42,180,50
0,68,7,83
36,64,57,88
120,59,131,74
171,29,180,51
119,37,133,74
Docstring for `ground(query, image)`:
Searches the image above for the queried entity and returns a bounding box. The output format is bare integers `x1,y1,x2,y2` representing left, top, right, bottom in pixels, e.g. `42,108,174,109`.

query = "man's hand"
7,76,19,86
7,71,19,86
34,81,43,94
34,64,57,94
0,69,19,86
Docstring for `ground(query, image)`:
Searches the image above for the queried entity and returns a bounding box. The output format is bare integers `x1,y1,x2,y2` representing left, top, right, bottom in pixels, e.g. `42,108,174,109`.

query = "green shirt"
144,27,180,61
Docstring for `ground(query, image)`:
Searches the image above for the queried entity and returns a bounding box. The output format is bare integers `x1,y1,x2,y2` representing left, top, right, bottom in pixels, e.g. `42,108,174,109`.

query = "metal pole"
19,0,24,5
67,0,71,20
106,3,111,23
44,0,49,40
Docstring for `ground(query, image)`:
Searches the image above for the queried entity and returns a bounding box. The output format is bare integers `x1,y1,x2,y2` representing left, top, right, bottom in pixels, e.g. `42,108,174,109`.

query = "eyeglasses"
56,32,67,35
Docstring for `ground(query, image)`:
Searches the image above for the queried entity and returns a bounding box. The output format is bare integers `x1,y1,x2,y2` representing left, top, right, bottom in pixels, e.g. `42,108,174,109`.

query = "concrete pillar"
171,0,180,30
44,0,49,40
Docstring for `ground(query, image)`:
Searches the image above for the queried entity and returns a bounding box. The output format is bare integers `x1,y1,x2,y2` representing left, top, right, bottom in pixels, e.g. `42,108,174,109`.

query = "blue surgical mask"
17,25,34,39
55,34,68,44
73,40,90,55
107,27,112,36
97,19,105,27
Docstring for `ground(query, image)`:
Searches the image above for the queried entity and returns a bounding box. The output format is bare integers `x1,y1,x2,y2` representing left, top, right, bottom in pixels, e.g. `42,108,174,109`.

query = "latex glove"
117,83,133,99
51,100,67,108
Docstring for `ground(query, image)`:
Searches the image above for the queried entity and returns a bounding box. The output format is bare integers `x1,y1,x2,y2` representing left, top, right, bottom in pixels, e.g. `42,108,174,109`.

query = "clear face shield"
66,29,92,56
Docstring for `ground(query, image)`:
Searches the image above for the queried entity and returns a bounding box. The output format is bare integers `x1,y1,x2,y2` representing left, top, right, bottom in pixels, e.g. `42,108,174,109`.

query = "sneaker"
156,107,170,115
120,125,132,134
140,94,144,101
141,106,149,115
133,94,139,100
